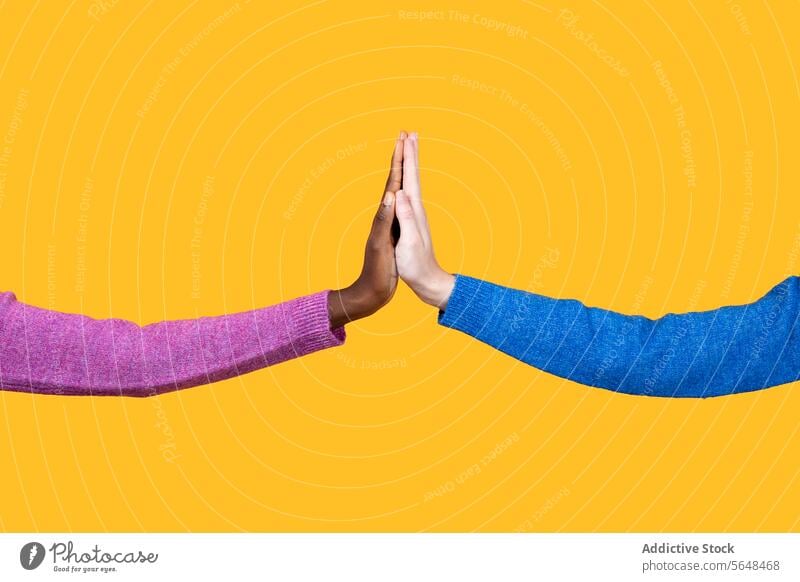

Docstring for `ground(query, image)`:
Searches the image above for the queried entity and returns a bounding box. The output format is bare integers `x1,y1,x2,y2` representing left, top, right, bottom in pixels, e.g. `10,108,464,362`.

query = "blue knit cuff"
437,274,506,337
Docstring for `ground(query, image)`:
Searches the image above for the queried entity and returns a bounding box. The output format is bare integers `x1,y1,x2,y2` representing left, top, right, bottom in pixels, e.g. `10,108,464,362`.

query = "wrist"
415,270,455,310
327,286,362,329
327,282,388,328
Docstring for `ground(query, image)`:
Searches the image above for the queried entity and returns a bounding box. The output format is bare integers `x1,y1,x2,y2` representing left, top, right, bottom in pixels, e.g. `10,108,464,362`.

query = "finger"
383,132,406,194
370,191,396,242
403,132,431,244
394,190,421,246
402,133,420,200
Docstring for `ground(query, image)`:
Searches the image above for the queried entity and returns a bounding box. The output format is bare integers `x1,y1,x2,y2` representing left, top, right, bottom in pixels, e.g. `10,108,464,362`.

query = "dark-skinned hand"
327,131,406,328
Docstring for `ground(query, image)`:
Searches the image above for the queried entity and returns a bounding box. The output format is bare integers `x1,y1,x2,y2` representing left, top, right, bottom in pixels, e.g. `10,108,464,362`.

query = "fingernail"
399,130,407,139
383,191,395,206
411,131,418,140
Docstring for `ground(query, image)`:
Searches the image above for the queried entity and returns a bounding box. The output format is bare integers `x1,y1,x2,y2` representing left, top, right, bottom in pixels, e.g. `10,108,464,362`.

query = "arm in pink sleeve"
0,290,345,397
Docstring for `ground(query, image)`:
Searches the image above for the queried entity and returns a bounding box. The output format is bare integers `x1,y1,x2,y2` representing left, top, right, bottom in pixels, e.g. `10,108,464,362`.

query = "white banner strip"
0,533,797,581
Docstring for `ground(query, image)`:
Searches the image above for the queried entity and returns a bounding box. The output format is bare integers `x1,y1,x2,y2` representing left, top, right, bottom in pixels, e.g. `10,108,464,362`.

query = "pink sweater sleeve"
0,290,345,397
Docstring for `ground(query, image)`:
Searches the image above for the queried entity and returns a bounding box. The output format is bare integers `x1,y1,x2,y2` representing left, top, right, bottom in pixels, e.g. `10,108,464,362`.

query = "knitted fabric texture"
0,290,345,397
439,274,800,398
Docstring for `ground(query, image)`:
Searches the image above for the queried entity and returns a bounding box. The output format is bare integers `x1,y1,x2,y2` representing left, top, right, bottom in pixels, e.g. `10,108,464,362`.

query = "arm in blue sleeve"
438,274,800,398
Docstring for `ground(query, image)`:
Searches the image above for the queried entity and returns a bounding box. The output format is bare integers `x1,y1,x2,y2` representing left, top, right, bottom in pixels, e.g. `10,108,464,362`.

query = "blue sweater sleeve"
438,274,800,398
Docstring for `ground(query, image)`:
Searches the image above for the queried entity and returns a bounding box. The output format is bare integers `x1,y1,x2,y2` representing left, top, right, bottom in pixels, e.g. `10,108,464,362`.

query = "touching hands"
394,132,456,310
328,130,454,329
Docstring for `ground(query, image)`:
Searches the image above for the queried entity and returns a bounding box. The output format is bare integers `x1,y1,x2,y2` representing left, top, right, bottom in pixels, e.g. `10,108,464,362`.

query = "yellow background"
0,0,798,532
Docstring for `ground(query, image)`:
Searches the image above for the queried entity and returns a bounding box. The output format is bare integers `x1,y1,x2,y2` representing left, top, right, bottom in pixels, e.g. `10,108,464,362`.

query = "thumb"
371,191,396,240
395,190,421,244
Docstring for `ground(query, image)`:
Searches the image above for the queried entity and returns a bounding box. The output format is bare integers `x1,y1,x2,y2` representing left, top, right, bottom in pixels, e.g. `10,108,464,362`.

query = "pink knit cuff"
281,289,346,357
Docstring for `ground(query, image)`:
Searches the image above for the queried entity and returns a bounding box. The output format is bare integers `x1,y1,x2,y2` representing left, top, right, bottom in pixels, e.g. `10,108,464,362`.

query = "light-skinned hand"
394,131,456,310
